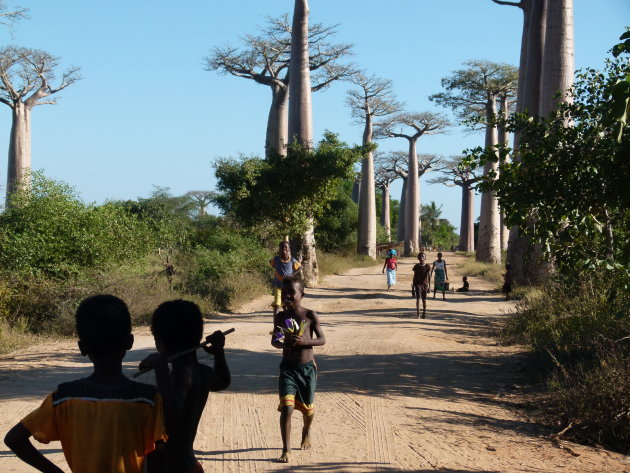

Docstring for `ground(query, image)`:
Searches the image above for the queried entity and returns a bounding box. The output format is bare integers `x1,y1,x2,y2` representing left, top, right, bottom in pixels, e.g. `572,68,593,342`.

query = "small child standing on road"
270,241,302,316
4,295,167,473
412,252,431,319
271,276,326,464
382,249,398,291
139,300,231,473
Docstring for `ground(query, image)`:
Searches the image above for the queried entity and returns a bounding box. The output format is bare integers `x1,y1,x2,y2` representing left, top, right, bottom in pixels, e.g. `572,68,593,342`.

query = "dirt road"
1,252,628,472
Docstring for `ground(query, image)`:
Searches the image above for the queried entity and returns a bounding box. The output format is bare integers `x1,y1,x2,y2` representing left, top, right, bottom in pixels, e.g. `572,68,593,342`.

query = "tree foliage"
213,132,370,237
465,45,630,276
0,173,156,278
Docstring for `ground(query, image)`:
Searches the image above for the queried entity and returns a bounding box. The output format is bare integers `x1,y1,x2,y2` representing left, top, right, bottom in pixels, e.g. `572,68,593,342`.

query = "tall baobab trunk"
6,102,32,200
476,97,501,263
506,0,547,284
498,94,510,253
404,139,420,256
397,177,407,243
539,0,574,117
380,183,391,242
266,84,289,157
459,185,475,252
357,112,377,258
288,0,318,286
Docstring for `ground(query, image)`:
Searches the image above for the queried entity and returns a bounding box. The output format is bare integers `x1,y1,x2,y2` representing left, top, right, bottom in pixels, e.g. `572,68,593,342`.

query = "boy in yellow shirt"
4,295,167,473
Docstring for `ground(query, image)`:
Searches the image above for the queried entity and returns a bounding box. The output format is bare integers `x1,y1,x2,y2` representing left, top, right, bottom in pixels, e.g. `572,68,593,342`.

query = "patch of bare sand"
0,252,628,472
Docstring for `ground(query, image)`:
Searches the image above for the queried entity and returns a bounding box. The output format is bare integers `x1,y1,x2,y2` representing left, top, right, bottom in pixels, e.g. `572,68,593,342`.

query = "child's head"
437,252,443,259
279,241,290,259
463,276,468,281
151,300,203,355
281,276,304,308
75,295,133,358
417,252,426,262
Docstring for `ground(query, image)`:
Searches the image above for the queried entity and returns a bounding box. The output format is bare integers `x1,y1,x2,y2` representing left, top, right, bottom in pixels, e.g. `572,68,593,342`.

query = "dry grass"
459,257,504,285
318,252,379,278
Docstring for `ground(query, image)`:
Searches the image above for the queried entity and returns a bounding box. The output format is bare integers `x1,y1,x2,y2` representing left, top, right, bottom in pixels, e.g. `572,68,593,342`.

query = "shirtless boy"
412,252,431,319
271,277,326,463
140,300,231,473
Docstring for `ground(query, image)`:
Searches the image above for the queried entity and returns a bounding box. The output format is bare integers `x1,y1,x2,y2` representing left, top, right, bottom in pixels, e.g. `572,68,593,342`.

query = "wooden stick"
132,328,235,378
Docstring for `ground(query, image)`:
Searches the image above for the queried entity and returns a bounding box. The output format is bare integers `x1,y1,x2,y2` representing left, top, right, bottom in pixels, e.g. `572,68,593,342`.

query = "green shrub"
0,173,157,278
177,229,271,311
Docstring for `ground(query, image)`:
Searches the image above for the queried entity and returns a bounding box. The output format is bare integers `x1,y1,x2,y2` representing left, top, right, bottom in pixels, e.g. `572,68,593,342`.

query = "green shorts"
278,360,316,416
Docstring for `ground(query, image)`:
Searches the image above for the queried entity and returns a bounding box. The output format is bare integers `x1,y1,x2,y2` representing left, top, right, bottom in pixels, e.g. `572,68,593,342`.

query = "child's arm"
139,353,188,435
202,331,231,391
293,311,325,347
4,423,64,473
444,261,448,280
382,259,387,273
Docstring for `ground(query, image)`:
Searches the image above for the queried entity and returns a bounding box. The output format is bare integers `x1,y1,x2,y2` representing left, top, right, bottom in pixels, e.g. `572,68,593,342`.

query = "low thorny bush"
501,275,630,453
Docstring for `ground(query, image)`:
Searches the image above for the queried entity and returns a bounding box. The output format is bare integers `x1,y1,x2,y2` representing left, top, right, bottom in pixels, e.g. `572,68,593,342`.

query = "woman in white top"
431,252,448,300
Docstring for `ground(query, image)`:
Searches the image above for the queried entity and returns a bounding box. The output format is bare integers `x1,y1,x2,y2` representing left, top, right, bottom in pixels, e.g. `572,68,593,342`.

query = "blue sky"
0,0,627,231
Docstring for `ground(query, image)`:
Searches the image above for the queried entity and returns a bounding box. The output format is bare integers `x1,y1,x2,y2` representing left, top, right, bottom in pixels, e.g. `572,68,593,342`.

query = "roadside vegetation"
469,35,630,453
0,168,398,355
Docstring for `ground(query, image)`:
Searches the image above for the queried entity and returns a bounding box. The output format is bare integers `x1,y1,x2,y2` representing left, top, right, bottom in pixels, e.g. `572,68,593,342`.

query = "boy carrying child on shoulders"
4,295,168,473
139,300,231,473
271,276,325,463
270,241,302,316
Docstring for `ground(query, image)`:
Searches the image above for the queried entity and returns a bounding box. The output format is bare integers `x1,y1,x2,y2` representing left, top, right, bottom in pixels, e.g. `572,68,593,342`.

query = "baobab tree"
0,47,80,203
0,2,28,34
374,152,398,242
375,112,450,256
497,92,514,252
346,73,400,257
428,156,480,252
491,0,574,282
186,191,216,217
382,151,442,245
205,14,354,157
431,61,518,264
288,0,318,286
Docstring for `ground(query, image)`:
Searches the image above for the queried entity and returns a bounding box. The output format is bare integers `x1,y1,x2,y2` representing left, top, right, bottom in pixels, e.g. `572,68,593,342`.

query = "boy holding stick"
139,300,231,473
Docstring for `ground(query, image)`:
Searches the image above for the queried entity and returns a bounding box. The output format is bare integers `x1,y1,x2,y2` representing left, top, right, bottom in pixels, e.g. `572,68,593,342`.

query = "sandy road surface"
1,252,628,473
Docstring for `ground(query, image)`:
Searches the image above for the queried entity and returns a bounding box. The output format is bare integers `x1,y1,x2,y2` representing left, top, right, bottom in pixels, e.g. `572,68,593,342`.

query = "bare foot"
301,432,312,450
277,450,291,463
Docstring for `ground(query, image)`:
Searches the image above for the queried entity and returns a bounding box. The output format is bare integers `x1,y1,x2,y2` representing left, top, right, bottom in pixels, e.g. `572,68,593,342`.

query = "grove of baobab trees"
346,73,400,258
375,112,450,256
431,60,518,264
0,46,80,204
429,157,479,253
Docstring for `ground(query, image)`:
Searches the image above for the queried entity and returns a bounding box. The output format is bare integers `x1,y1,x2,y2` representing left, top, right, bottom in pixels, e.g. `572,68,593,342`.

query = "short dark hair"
151,300,203,353
279,241,289,248
75,295,131,356
282,275,304,294
418,252,426,258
